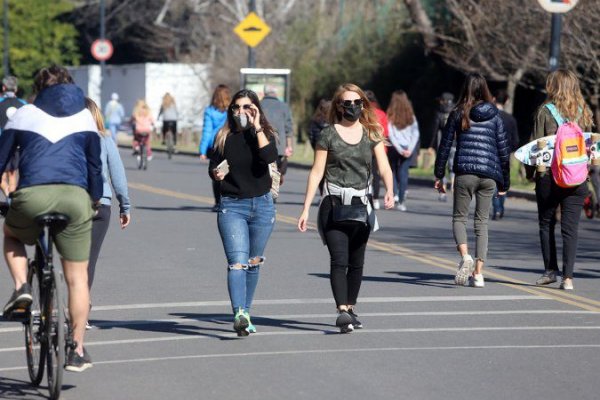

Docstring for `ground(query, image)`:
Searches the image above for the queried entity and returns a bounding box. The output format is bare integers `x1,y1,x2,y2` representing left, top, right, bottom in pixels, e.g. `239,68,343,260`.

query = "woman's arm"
373,142,394,209
199,110,214,156
105,137,131,216
434,111,459,180
298,148,327,232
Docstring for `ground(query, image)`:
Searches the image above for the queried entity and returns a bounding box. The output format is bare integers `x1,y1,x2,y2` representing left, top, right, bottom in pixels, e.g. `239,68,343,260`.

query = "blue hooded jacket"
199,105,227,156
0,83,103,201
435,102,510,191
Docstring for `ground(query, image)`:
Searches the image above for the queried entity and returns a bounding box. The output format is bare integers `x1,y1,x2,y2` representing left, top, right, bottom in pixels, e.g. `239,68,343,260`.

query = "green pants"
5,185,94,261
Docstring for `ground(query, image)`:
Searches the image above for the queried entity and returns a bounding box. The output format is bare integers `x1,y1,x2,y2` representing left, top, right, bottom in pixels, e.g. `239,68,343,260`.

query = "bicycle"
0,203,74,400
135,132,149,170
165,127,175,160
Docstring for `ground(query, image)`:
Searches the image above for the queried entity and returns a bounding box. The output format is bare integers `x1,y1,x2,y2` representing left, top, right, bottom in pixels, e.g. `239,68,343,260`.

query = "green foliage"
277,1,409,139
0,0,79,94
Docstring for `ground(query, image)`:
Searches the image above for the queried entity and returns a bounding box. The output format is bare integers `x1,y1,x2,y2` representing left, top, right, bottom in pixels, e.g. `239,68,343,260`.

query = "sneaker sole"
65,363,93,373
335,313,353,327
3,295,33,314
536,279,557,286
234,316,249,335
340,324,354,334
455,260,474,286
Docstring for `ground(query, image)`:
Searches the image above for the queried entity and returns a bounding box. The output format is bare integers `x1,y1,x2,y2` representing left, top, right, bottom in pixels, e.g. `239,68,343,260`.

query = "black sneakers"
2,283,33,318
348,309,363,329
65,347,93,372
335,311,354,334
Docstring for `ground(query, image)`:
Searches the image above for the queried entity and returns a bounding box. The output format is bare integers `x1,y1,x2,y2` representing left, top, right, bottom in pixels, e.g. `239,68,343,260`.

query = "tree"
1,0,80,94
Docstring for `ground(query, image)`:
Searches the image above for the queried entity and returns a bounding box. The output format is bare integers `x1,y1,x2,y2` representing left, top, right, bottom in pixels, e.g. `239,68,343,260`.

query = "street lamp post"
248,0,256,68
100,0,106,81
3,0,8,77
548,13,562,71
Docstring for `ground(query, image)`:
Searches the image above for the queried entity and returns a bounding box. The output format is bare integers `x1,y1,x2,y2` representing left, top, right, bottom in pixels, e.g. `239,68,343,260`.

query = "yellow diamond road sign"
234,12,271,48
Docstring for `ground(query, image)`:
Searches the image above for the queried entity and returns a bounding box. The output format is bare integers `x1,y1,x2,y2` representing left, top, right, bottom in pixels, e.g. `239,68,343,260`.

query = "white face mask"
234,113,250,131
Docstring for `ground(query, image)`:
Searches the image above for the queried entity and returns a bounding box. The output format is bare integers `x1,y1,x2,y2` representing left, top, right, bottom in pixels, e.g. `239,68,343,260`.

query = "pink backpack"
547,104,588,188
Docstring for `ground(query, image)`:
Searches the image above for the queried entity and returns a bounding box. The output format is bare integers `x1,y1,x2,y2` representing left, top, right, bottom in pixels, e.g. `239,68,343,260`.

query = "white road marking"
2,343,600,372
85,295,549,312
2,325,600,353
1,309,597,334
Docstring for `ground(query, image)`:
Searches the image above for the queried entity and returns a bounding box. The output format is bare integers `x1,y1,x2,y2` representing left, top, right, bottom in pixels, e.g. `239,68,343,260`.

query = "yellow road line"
128,181,600,312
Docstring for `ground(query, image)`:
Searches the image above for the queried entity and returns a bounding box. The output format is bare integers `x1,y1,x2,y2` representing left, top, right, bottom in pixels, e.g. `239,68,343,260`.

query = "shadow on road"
134,205,212,213
0,377,74,400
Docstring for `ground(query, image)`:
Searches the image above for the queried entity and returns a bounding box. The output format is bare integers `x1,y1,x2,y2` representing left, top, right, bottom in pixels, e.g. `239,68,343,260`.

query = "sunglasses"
231,104,253,111
340,99,363,107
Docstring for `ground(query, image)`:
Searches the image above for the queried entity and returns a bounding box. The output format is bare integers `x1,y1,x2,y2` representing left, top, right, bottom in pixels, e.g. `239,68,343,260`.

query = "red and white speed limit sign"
91,39,114,62
537,0,578,13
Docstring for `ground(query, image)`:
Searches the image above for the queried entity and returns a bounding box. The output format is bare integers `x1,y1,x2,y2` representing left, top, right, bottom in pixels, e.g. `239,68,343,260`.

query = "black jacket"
434,102,510,191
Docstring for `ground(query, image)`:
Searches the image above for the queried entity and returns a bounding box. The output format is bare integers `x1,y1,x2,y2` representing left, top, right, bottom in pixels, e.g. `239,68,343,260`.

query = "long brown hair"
456,73,494,131
311,98,331,125
214,89,276,155
328,83,384,141
545,69,593,128
211,84,231,112
386,90,415,130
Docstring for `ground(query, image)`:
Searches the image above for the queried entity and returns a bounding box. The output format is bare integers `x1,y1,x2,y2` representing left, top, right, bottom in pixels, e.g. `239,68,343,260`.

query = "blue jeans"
492,187,505,215
108,123,119,143
388,148,411,202
217,193,275,314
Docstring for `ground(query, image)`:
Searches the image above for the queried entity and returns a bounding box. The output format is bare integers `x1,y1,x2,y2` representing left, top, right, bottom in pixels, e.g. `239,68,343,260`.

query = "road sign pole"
549,13,562,71
100,0,106,92
248,0,256,68
3,0,9,77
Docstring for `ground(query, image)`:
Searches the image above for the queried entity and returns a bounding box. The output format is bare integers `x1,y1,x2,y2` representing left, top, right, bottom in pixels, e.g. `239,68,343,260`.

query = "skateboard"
514,132,600,171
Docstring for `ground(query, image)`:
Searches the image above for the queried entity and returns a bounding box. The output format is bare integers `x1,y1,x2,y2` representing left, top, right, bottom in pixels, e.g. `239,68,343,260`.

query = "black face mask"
342,104,362,122
233,113,250,131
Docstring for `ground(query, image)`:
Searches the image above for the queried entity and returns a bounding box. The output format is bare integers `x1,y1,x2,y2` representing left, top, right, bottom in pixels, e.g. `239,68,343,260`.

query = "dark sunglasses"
231,104,253,110
340,99,363,107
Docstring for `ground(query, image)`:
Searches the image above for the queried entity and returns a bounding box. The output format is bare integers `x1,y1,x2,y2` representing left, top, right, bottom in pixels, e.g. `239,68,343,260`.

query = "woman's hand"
199,154,207,161
120,213,131,229
434,179,446,193
248,105,262,130
383,190,394,209
298,209,309,232
213,169,226,181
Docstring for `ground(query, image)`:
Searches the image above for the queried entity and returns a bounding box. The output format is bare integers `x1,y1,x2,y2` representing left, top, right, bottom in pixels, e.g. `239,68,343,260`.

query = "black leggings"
88,205,112,289
535,173,587,278
318,196,370,307
162,121,177,145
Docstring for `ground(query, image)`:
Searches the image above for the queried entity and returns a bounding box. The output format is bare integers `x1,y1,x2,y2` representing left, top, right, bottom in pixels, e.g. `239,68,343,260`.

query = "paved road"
1,150,600,400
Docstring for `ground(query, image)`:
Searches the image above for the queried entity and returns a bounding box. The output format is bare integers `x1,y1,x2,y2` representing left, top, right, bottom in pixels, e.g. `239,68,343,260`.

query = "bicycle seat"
35,213,70,230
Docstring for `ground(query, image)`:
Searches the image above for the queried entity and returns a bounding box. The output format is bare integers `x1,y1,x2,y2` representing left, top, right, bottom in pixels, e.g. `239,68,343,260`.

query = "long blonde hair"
328,83,384,141
133,99,151,119
545,69,593,128
85,97,109,137
386,90,415,130
161,93,175,109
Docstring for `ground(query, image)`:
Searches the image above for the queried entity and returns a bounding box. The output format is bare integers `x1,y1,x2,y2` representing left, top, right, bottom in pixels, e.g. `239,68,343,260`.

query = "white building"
69,63,211,131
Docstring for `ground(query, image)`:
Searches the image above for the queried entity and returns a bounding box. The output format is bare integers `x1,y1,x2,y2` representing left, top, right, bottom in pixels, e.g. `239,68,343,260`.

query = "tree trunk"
402,0,437,51
505,76,517,115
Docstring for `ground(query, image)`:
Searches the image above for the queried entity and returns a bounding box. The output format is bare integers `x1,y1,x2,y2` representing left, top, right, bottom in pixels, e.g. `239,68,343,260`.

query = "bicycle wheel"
24,261,45,385
166,130,174,160
137,141,145,170
46,267,65,400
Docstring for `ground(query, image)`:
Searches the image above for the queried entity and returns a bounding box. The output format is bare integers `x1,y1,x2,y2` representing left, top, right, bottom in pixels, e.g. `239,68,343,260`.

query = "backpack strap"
545,103,566,126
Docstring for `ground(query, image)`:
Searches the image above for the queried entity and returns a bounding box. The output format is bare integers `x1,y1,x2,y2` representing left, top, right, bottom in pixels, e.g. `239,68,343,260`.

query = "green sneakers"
233,308,249,336
246,312,256,334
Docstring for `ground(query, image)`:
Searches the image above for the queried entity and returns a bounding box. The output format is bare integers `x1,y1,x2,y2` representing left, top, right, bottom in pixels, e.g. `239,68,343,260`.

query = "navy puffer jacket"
434,102,510,191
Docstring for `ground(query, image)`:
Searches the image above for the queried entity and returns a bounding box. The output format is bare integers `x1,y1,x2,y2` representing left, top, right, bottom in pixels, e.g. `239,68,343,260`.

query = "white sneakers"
471,274,485,288
396,202,407,212
455,255,474,286
373,199,381,210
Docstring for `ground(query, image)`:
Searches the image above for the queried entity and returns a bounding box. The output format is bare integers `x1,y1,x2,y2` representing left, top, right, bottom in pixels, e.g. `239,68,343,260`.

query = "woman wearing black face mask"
209,89,278,336
298,83,394,333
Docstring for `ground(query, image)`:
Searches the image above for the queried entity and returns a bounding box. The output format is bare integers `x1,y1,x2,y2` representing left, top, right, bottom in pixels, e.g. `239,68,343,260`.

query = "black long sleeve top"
208,128,278,198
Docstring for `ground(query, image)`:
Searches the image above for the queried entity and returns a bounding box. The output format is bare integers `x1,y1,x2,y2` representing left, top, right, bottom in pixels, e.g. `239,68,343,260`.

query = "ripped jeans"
217,193,275,314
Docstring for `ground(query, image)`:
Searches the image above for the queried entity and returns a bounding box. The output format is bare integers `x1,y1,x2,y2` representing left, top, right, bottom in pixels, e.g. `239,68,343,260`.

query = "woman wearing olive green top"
532,69,593,291
298,83,394,333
